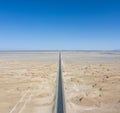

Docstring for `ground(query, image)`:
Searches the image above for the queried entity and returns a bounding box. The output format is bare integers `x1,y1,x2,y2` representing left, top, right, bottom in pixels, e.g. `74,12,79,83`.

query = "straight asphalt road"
56,52,66,113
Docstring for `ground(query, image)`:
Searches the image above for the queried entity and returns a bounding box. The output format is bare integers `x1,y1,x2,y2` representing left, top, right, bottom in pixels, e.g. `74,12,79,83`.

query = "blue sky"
0,0,120,50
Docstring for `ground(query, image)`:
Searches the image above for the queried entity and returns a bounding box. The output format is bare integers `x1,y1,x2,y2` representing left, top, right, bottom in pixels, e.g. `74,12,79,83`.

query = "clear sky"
0,0,120,50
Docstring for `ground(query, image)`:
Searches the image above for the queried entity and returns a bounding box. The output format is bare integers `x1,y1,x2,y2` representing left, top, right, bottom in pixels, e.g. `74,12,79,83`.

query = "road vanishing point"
56,52,66,113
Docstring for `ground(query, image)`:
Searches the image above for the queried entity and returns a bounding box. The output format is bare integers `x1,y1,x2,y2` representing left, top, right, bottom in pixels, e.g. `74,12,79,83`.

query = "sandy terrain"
62,52,120,113
0,52,58,113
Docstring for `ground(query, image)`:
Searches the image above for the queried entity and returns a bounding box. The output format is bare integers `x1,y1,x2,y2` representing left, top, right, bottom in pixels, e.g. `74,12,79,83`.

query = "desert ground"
62,51,120,113
0,52,58,113
0,51,120,113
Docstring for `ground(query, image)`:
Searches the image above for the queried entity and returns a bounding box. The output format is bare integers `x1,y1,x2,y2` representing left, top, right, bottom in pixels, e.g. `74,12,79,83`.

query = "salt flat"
0,52,58,113
62,51,120,113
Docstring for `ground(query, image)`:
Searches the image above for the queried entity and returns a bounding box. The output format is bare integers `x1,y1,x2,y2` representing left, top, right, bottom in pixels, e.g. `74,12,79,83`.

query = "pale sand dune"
0,52,58,113
62,52,120,113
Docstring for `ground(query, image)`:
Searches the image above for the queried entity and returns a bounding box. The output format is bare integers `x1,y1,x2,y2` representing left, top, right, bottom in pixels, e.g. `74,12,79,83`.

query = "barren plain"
0,51,120,113
62,52,120,113
0,52,58,113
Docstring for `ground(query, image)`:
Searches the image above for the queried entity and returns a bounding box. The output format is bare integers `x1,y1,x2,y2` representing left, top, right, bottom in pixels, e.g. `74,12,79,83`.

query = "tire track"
9,85,32,113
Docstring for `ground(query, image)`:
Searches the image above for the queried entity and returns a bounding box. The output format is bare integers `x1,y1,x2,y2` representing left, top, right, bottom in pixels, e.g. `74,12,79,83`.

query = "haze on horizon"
0,0,120,50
